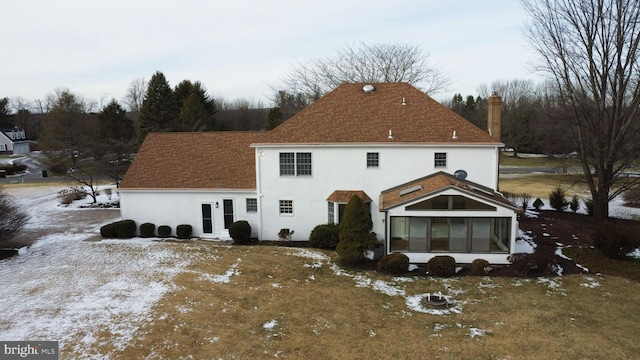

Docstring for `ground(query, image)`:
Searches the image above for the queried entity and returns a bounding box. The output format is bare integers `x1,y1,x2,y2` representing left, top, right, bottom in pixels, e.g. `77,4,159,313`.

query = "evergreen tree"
178,93,208,131
138,71,179,140
96,99,137,186
336,195,376,262
0,97,11,128
174,80,216,131
266,107,283,130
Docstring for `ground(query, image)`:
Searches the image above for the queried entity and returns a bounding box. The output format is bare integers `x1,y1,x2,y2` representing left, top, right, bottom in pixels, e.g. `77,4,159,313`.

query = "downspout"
255,147,263,241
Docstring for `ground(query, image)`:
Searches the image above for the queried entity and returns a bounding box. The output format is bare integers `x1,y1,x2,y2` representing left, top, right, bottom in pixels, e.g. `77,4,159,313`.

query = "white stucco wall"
254,144,500,241
119,189,259,240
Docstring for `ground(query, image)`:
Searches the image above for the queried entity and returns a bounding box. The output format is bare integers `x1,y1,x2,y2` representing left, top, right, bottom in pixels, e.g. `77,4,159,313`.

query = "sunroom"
379,173,520,264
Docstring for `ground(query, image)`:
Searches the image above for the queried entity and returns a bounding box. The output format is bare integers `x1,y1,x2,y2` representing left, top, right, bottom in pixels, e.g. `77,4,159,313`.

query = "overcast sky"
1,0,541,110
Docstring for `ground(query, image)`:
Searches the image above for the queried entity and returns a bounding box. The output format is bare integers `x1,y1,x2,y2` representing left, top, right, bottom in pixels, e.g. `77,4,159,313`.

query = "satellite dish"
454,169,468,180
363,84,375,93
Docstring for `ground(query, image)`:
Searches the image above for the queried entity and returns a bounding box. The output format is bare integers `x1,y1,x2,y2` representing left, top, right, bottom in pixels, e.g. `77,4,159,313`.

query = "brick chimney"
488,93,502,141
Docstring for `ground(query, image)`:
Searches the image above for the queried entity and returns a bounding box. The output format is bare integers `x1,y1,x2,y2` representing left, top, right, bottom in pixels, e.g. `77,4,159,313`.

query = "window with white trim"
279,200,293,215
328,202,335,223
246,198,257,212
366,152,379,167
434,152,447,167
279,152,312,176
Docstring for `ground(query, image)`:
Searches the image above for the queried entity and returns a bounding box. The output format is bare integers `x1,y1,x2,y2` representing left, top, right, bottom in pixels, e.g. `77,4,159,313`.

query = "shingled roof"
379,172,519,211
254,83,501,145
121,132,262,190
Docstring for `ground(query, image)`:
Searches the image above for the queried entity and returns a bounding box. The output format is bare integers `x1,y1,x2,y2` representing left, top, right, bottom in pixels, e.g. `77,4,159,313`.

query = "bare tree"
274,42,451,109
478,80,538,157
523,0,640,222
123,77,147,136
0,188,29,244
214,97,267,130
123,77,147,113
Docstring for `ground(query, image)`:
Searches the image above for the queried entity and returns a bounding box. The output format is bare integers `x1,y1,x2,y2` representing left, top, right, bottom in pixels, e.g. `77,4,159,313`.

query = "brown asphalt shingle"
254,83,501,145
121,132,262,189
379,172,519,211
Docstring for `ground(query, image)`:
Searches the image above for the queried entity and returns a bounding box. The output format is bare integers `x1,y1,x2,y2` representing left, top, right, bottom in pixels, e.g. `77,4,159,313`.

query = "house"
120,83,519,264
0,128,30,155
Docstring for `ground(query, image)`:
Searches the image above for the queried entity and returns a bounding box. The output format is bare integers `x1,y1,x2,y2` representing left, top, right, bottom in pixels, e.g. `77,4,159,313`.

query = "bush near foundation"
470,258,490,275
158,225,172,238
229,220,252,245
377,253,410,274
176,224,193,239
100,219,136,239
309,223,340,249
426,256,456,276
140,223,155,238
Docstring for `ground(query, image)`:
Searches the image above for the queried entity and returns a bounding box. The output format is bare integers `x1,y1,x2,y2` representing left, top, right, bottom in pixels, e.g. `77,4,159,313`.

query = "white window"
246,198,258,212
279,153,295,175
279,200,293,215
328,202,335,223
366,152,379,167
280,152,312,176
296,153,312,175
434,152,447,167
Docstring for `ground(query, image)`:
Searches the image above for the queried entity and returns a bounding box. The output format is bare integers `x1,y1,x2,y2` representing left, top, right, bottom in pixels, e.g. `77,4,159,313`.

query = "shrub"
0,189,29,243
57,187,88,205
278,228,294,241
115,220,136,238
569,195,580,213
336,195,376,262
593,221,640,259
139,222,155,238
585,198,594,216
508,253,534,276
426,256,456,277
470,258,490,275
229,220,252,245
309,223,340,249
508,240,557,276
548,186,568,212
100,219,136,239
377,253,409,274
158,225,172,238
520,193,532,210
176,224,193,239
100,222,117,238
532,198,544,210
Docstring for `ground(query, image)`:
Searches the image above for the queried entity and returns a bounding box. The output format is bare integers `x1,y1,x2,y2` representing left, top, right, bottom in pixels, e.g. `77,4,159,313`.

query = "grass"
499,153,580,168
60,243,640,359
499,173,590,199
563,246,640,281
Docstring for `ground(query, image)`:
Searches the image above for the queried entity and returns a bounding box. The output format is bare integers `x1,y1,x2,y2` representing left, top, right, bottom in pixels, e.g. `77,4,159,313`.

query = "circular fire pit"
421,294,449,309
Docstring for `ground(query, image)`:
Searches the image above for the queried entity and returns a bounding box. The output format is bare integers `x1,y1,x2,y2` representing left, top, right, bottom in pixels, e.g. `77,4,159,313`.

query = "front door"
223,199,234,229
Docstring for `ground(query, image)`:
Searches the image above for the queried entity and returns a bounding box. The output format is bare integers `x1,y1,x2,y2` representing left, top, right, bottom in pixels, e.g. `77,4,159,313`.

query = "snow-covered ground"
0,185,195,355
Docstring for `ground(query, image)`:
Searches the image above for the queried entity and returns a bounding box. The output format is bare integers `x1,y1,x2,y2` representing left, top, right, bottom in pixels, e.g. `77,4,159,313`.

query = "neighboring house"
0,128,30,155
120,83,519,264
